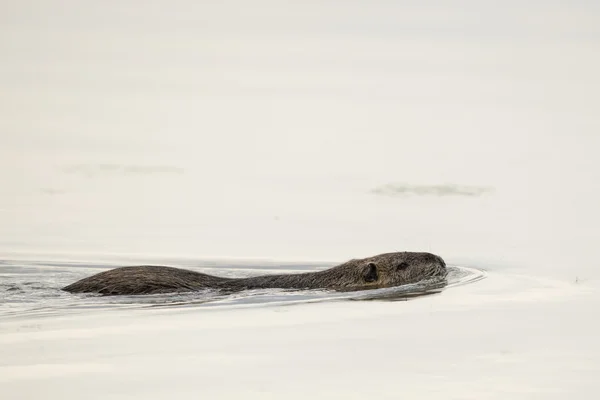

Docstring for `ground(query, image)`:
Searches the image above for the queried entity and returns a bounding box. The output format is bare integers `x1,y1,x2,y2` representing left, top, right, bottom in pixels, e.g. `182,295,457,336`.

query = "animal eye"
364,262,378,283
396,262,409,270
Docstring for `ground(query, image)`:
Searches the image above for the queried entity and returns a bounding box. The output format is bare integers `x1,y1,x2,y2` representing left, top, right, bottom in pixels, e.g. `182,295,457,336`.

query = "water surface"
1,0,599,399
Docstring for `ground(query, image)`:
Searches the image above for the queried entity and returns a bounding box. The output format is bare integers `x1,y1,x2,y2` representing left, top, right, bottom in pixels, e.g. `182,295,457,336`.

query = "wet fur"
62,252,447,296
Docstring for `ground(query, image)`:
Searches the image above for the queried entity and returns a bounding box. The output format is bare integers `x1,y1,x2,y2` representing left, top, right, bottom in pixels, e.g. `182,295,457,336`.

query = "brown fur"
62,252,447,296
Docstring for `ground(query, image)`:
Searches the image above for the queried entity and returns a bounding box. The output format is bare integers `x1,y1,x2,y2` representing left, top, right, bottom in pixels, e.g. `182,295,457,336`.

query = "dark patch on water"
60,164,184,178
371,183,493,197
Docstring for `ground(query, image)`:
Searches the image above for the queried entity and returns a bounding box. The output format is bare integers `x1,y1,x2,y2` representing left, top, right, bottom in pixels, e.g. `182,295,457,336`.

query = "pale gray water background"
1,1,600,399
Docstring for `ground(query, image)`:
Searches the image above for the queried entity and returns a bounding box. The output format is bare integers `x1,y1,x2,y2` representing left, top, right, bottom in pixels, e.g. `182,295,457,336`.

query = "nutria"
62,252,447,296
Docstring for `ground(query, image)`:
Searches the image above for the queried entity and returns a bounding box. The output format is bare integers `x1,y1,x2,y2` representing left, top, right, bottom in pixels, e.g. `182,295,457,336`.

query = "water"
1,1,600,399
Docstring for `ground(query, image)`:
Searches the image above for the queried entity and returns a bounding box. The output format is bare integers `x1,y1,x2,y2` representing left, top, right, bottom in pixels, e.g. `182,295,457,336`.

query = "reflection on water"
0,260,485,318
61,164,185,177
371,183,493,197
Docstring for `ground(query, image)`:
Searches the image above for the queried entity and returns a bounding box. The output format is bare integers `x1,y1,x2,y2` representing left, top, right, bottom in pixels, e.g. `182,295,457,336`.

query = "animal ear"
364,262,378,283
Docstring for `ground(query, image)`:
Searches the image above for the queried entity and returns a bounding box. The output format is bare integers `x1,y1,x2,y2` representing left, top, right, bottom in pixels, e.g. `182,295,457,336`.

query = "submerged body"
62,252,447,296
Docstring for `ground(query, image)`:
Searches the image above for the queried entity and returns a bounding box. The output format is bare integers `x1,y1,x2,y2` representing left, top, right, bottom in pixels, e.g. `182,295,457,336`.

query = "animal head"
332,252,447,289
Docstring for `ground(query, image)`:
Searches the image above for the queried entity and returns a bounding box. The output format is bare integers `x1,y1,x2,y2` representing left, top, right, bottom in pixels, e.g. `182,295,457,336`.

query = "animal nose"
436,256,446,268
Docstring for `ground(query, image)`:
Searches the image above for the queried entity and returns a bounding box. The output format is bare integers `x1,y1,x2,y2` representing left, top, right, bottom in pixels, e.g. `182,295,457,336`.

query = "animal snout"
435,255,446,268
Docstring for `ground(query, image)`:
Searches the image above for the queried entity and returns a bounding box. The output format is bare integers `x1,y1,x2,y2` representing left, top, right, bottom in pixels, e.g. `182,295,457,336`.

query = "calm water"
1,1,599,399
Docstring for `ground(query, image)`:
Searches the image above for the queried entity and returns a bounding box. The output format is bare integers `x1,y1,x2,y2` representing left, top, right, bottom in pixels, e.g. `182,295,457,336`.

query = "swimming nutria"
62,252,447,296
